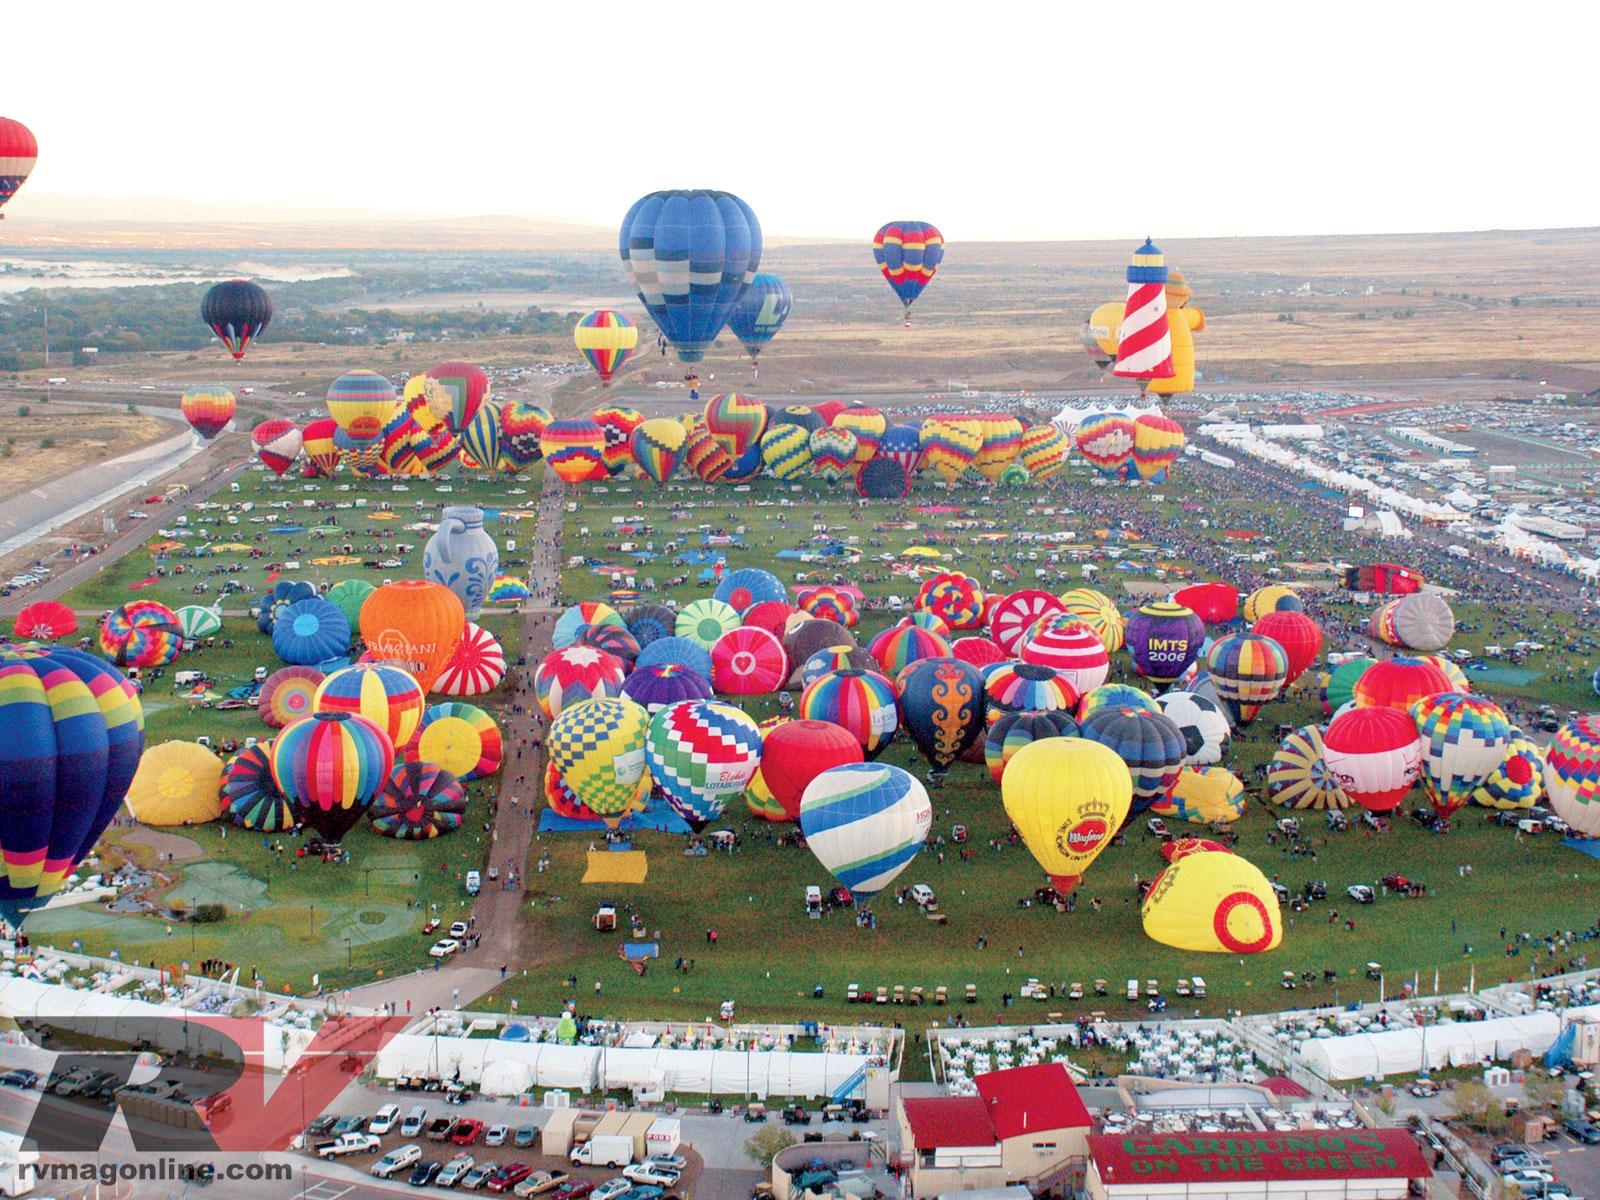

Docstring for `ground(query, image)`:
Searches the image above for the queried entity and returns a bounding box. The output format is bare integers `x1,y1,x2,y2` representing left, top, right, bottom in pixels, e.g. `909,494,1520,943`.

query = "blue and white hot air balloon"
798,763,931,909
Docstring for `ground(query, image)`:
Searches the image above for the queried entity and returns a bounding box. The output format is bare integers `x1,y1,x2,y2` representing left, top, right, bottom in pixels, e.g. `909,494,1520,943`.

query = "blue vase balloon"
424,505,498,619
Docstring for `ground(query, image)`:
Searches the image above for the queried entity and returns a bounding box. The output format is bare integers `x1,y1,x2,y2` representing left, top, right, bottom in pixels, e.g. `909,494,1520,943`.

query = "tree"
1523,1070,1569,1113
1448,1080,1508,1132
744,1124,797,1166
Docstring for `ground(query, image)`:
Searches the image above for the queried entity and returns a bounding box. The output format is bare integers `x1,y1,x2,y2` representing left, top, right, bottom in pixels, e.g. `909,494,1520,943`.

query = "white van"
369,1103,402,1134
1191,976,1207,997
371,1144,420,1178
805,886,822,919
401,1106,428,1138
908,884,937,910
465,871,481,896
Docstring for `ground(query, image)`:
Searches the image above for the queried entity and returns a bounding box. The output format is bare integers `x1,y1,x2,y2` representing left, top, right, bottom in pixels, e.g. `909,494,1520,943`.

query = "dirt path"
447,468,566,997
119,826,206,863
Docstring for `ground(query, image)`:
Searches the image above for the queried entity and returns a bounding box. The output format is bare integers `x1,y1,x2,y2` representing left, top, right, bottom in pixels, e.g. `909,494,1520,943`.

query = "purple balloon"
1126,601,1206,685
620,662,714,715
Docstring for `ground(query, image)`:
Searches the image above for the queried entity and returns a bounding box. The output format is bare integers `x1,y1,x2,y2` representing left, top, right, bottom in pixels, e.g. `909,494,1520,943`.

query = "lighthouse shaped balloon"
1112,238,1175,393
424,506,499,620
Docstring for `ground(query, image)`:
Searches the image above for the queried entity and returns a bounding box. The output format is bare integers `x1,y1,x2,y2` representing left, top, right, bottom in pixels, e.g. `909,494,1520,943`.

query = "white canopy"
1299,1012,1560,1080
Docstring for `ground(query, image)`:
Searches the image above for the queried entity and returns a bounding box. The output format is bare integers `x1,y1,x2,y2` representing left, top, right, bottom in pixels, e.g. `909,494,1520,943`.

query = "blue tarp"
537,793,692,836
267,526,305,535
623,942,660,959
1563,837,1600,860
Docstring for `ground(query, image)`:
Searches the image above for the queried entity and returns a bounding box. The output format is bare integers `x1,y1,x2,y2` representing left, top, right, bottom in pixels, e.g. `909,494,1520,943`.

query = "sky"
3,1,1591,241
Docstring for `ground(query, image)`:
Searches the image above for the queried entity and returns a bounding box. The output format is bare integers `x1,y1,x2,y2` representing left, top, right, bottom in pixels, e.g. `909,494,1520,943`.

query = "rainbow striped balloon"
314,663,426,753
1075,412,1137,476
1132,412,1186,480
270,711,396,841
1545,715,1600,836
417,701,503,780
574,310,638,386
703,393,770,460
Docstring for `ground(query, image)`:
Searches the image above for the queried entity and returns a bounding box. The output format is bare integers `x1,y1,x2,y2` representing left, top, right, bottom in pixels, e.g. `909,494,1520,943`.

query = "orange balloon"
359,581,465,692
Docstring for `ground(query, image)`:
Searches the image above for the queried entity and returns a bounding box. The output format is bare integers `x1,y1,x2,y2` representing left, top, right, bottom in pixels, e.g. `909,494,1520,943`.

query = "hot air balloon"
636,636,714,681
797,586,859,629
1322,655,1376,716
834,407,887,465
800,645,876,687
1174,582,1239,626
592,406,646,475
256,581,315,635
1080,706,1188,816
703,393,771,464
572,310,638,386
1352,656,1453,714
682,421,733,482
314,663,426,752
1126,601,1205,685
369,761,468,839
252,419,302,476
984,710,1077,785
359,580,465,693
168,603,226,650
619,189,762,362
713,568,785,615
13,602,77,640
1074,413,1136,477
1002,737,1131,897
323,579,373,631
1242,585,1302,624
916,572,986,632
326,370,397,444
416,701,502,781
878,424,925,477
1472,734,1545,811
1131,412,1185,481
0,645,144,926
125,741,224,826
645,700,762,830
625,603,680,649
897,657,985,781
799,669,899,760
676,599,742,649
271,597,350,666
1111,238,1174,389
628,418,685,484
988,591,1066,658
920,417,982,483
459,400,503,472
99,601,183,668
271,711,396,841
257,665,323,728
420,361,490,434
1252,610,1323,687
1410,692,1512,817
1081,301,1123,370
1059,588,1125,654
499,401,551,468
223,743,294,831
1266,724,1352,810
1153,765,1247,824
552,601,626,650
0,117,38,218
783,618,857,667
621,662,715,716
201,280,272,359
1078,684,1156,723
1204,632,1289,723
549,698,652,826
433,621,507,697
542,418,609,483
983,661,1078,720
301,417,341,476
534,645,628,720
1542,716,1600,837
1322,706,1422,812
1152,690,1232,766
810,427,858,483
1018,424,1068,480
759,720,864,821
1371,593,1457,653
180,386,235,438
868,621,952,677
727,273,791,370
873,221,944,322
1021,617,1111,695
1142,851,1282,954
800,763,931,907
710,626,787,696
759,423,812,479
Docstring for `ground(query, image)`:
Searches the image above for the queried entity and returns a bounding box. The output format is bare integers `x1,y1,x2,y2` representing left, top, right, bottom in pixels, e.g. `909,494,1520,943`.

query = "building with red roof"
896,1064,1093,1198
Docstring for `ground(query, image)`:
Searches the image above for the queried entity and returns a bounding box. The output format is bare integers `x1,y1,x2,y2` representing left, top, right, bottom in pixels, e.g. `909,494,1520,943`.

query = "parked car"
429,938,462,958
462,1161,502,1191
451,1119,486,1145
624,1188,664,1200
1566,1118,1600,1144
449,921,470,938
409,1161,444,1188
373,1145,423,1179
644,1156,687,1172
552,1181,595,1200
624,1164,681,1188
487,1164,535,1194
593,1179,635,1200
1502,1169,1557,1191
514,1170,571,1198
0,1070,40,1090
485,1124,509,1147
437,1155,477,1188
332,1115,368,1136
1347,884,1375,904
513,1126,540,1149
370,1103,403,1134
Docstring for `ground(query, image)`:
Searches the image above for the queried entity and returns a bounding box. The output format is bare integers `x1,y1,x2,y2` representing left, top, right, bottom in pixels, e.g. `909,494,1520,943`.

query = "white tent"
1298,1012,1560,1080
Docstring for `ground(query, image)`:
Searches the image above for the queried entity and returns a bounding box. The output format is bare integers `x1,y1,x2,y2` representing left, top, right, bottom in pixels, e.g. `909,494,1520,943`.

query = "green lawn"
30,453,1600,1024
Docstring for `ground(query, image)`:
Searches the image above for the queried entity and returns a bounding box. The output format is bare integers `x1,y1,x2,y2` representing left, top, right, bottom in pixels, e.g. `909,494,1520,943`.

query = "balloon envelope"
800,763,931,904
1001,737,1131,896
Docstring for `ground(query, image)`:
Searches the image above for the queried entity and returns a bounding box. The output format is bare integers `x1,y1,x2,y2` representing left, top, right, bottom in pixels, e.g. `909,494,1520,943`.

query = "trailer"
541,1108,578,1157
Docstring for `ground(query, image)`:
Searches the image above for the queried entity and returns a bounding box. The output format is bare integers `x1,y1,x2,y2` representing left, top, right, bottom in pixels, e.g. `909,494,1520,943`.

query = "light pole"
344,937,352,970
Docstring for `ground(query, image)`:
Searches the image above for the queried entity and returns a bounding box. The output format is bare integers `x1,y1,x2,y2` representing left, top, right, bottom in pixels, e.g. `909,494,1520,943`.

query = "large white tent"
1298,1012,1560,1081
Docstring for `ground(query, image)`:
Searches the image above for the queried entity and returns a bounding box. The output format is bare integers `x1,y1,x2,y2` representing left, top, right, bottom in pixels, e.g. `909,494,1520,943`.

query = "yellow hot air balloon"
1146,272,1205,397
1152,765,1247,824
1060,587,1126,653
125,740,225,826
1083,301,1124,369
1141,849,1282,954
1001,737,1131,896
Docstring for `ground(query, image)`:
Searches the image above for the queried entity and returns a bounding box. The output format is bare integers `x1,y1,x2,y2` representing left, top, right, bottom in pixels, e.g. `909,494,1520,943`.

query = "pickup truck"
315,1132,381,1159
426,1116,458,1141
371,1145,422,1178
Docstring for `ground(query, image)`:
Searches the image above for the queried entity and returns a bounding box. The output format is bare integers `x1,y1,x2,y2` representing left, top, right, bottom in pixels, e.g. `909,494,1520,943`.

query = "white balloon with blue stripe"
799,763,931,906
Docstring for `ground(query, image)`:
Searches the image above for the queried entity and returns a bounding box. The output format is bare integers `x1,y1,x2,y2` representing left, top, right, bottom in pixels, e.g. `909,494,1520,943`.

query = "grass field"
27,447,1600,1024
